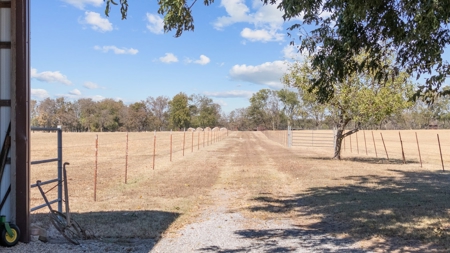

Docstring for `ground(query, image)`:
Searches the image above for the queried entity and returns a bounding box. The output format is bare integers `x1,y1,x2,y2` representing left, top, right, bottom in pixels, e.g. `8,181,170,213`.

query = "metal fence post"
57,126,63,213
288,126,292,148
94,135,98,201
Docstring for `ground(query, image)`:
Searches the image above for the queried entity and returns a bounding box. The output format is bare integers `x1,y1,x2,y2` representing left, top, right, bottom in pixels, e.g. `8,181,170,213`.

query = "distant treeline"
31,89,450,132
31,93,224,132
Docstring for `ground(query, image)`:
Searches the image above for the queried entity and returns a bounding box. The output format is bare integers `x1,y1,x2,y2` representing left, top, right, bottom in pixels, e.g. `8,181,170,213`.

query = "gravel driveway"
4,132,372,252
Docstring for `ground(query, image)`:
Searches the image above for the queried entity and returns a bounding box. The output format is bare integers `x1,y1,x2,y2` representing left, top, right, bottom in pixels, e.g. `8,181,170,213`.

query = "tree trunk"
333,129,344,160
333,128,359,160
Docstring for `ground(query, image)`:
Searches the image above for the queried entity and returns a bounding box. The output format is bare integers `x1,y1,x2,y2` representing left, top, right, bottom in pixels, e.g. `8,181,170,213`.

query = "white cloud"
204,90,254,98
214,0,251,30
62,0,103,9
83,81,101,89
213,0,286,42
82,11,113,32
240,28,283,42
90,95,105,102
31,68,72,85
94,45,138,55
187,55,211,65
229,61,288,87
159,53,178,63
216,100,228,107
282,44,307,60
146,13,164,34
195,55,211,65
31,89,50,100
69,89,82,96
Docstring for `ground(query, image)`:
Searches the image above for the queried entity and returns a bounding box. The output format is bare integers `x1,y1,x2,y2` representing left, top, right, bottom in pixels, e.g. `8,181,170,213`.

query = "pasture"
29,130,450,251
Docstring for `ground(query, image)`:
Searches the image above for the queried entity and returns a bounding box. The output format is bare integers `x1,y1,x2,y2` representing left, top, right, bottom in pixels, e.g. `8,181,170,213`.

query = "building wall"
0,0,11,223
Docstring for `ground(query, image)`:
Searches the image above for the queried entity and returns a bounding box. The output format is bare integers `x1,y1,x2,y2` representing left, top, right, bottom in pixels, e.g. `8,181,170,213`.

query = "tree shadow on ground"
198,228,366,252
30,210,179,251
246,169,450,252
309,156,418,165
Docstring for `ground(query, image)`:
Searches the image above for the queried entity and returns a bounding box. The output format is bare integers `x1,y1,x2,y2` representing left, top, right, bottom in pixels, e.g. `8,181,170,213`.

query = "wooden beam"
12,0,31,243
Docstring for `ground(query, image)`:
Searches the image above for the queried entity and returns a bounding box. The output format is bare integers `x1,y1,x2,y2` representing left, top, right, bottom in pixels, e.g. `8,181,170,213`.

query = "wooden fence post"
399,131,406,164
198,131,200,150
438,134,444,171
363,131,367,155
415,132,422,167
203,131,205,147
170,130,172,162
380,132,389,160
153,131,156,169
125,132,128,184
191,131,194,152
94,134,98,201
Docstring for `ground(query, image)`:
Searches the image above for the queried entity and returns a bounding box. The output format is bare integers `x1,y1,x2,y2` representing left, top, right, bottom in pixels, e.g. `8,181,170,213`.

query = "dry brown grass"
29,130,450,251
256,130,450,252
30,130,227,239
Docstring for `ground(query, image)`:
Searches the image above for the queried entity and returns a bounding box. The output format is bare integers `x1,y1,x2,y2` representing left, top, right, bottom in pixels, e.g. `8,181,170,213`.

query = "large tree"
284,57,413,159
277,89,300,128
146,96,170,131
189,94,222,128
168,92,191,130
107,0,450,102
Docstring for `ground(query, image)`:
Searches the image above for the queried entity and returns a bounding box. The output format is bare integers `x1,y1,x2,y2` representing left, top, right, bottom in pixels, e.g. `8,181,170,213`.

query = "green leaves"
169,92,191,129
104,0,128,20
105,0,213,37
283,54,413,130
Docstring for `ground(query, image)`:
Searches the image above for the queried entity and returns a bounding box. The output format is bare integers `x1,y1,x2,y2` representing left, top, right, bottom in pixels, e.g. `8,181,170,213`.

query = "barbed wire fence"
30,128,229,203
261,129,450,169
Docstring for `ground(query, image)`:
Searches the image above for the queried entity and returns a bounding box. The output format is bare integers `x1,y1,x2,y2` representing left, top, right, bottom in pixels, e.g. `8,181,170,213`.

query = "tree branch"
342,128,359,138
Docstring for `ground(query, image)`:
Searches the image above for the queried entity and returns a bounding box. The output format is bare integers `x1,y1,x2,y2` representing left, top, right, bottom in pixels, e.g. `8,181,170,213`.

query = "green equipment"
0,123,20,247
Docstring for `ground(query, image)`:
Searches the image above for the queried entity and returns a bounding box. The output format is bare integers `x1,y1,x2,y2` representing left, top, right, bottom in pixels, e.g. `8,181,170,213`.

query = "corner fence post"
57,126,63,212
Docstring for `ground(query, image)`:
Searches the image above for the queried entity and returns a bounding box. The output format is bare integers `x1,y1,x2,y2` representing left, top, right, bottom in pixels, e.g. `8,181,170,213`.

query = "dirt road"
6,131,445,252
152,131,364,252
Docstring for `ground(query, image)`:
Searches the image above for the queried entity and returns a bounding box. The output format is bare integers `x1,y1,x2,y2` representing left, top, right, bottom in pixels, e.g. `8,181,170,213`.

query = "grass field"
29,130,450,251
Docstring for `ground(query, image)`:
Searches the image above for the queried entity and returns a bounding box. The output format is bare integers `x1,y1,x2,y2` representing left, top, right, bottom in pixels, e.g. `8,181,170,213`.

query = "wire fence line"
30,128,229,202
262,129,450,169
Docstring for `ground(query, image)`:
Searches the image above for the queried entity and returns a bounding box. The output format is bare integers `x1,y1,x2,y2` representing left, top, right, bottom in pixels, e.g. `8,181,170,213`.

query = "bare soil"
4,130,450,252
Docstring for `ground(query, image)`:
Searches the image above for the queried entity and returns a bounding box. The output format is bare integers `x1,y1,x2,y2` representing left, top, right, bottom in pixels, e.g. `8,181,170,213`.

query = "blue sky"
31,0,305,113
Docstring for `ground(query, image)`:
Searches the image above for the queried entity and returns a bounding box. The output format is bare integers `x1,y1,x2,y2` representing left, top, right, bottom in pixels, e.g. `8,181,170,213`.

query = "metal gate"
291,130,334,148
30,127,63,213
